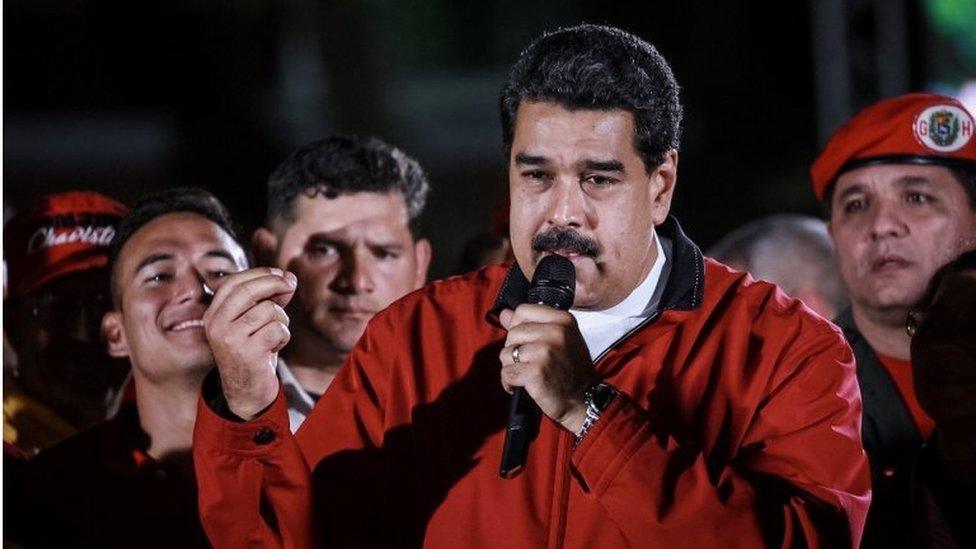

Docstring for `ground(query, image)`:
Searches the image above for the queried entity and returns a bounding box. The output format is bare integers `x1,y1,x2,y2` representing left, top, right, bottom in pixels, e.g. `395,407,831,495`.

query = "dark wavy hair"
500,24,683,172
109,187,244,305
265,135,430,234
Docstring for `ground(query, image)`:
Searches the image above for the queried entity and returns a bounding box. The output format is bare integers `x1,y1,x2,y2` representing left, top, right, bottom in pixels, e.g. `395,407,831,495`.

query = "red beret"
811,93,976,201
4,191,128,298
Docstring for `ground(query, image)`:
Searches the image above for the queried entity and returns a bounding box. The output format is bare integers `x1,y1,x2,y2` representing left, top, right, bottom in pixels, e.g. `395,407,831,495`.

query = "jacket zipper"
549,310,664,548
590,310,661,366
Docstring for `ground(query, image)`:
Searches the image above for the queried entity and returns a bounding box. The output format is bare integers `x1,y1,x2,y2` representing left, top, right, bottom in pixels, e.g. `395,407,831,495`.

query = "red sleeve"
193,388,314,549
569,328,872,548
193,307,398,548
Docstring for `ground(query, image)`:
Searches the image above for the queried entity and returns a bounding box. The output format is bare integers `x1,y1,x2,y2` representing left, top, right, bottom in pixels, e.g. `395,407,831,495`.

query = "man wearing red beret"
3,191,130,455
811,93,976,547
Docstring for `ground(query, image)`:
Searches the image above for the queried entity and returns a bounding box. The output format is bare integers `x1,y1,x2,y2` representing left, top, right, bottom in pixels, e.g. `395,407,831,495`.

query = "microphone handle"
499,386,541,478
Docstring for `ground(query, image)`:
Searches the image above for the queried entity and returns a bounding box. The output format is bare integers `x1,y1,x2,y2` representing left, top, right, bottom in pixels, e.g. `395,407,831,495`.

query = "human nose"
868,201,909,241
331,248,376,294
547,179,586,228
175,271,211,305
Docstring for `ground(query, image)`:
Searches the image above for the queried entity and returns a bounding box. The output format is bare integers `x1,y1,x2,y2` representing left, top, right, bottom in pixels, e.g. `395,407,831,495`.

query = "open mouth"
169,319,205,331
548,249,582,258
541,250,594,265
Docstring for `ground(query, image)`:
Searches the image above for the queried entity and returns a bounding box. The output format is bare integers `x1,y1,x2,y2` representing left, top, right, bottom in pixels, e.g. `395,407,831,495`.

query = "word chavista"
28,225,117,254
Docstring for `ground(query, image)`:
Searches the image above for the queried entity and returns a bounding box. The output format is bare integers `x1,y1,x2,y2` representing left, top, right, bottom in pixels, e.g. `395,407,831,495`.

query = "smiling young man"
251,135,431,430
195,25,869,547
13,189,253,547
810,93,976,548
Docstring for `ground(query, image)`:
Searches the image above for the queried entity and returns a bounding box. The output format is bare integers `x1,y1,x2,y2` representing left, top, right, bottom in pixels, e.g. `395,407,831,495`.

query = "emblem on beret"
913,104,973,152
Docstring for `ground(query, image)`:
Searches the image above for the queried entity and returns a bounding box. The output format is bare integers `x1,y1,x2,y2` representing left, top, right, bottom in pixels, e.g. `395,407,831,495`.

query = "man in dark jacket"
13,189,249,548
811,93,976,547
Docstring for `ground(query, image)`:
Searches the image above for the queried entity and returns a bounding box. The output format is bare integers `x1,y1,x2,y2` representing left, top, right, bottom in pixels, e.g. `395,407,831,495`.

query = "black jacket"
11,403,209,548
835,309,923,548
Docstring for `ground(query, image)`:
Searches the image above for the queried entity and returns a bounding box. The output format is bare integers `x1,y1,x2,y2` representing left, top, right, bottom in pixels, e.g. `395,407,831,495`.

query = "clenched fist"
204,267,297,420
499,304,596,435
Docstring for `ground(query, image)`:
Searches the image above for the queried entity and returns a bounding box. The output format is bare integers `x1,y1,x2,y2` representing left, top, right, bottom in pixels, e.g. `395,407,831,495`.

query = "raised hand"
204,267,297,420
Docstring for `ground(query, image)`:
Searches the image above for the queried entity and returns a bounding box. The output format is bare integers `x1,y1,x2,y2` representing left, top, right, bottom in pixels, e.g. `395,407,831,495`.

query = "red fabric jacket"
194,218,870,548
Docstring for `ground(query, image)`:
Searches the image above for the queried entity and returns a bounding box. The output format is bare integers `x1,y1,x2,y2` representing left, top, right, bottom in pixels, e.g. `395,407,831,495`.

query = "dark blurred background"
4,0,975,278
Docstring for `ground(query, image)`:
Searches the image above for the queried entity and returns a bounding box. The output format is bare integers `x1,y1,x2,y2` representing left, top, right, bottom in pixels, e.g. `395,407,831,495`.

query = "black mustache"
532,229,600,257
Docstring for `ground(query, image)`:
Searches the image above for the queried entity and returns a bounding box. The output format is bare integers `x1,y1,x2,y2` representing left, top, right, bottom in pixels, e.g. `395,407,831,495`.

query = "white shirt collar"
569,234,669,360
571,233,667,319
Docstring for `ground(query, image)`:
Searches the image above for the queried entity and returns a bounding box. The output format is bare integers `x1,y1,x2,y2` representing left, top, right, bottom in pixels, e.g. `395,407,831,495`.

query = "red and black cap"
4,191,128,298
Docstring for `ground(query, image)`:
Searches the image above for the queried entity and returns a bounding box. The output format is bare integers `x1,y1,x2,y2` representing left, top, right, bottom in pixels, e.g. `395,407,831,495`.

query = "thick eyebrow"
895,176,934,188
202,249,240,266
135,252,174,274
135,249,239,275
368,242,406,252
307,233,346,248
580,158,625,173
308,233,405,251
514,153,626,174
836,183,866,202
838,176,936,203
514,152,549,166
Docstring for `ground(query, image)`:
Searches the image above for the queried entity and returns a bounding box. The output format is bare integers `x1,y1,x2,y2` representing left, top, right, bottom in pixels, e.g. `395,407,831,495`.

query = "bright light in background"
955,80,976,114
923,0,976,109
924,0,976,67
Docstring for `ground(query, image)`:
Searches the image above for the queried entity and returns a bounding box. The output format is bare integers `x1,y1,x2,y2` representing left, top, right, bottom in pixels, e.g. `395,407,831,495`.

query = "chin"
314,324,362,354
871,284,925,309
332,334,362,353
176,348,217,372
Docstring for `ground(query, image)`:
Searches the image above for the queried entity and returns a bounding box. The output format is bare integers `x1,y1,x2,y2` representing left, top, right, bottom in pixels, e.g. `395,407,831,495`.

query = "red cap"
811,93,976,201
4,191,128,298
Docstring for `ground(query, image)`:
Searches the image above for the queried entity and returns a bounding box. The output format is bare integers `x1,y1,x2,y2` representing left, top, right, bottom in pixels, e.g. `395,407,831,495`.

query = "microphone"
500,254,575,479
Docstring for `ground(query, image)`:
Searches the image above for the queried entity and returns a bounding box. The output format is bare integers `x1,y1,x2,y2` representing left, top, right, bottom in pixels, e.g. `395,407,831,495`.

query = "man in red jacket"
194,24,871,547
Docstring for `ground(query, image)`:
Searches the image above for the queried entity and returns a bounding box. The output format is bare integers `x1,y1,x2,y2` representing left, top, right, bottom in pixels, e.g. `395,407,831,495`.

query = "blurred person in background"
812,92,976,547
908,249,976,548
707,213,847,319
3,191,129,455
457,232,512,273
250,135,432,430
10,188,249,548
458,201,515,273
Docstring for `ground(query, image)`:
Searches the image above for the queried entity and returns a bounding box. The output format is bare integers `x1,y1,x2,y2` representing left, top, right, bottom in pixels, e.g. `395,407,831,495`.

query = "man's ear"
649,150,678,226
412,238,433,289
251,227,279,268
101,312,130,359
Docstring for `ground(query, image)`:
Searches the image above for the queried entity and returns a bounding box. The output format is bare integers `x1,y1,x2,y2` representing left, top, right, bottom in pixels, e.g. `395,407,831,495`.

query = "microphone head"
527,255,576,310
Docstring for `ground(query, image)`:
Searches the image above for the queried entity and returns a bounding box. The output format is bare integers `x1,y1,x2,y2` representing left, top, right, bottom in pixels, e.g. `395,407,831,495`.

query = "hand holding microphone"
499,255,596,477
